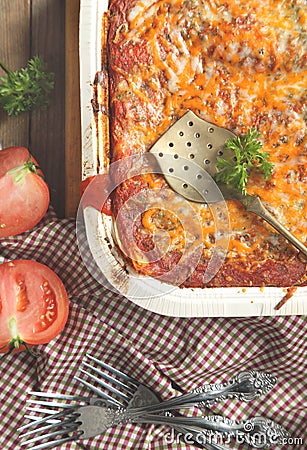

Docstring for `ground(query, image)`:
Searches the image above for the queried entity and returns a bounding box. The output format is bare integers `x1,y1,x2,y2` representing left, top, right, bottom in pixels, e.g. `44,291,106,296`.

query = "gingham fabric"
0,209,306,450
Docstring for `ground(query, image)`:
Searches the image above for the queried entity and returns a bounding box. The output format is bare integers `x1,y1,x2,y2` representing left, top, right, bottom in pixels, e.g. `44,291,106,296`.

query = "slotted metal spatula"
150,110,307,257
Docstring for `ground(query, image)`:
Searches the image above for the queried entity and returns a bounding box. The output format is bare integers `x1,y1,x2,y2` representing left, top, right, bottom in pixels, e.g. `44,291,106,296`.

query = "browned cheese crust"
104,0,307,288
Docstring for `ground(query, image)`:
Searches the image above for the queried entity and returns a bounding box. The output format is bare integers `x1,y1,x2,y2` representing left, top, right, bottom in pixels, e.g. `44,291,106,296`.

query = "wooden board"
65,0,82,217
0,0,30,148
0,0,81,218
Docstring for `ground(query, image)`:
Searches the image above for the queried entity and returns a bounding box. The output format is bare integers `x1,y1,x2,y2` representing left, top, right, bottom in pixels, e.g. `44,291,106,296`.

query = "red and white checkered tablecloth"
0,209,306,449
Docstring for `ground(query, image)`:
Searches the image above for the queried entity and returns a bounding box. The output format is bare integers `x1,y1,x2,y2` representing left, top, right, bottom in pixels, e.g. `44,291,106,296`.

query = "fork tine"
20,423,79,449
78,367,131,402
20,417,78,440
24,394,83,424
82,361,136,395
25,406,61,416
19,411,81,450
26,399,79,409
18,408,77,432
78,354,140,405
21,434,79,450
85,354,139,386
24,414,60,424
27,391,91,402
74,375,122,407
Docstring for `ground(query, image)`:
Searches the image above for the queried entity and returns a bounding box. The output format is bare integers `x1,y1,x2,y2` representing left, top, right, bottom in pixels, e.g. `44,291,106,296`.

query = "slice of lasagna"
101,0,307,288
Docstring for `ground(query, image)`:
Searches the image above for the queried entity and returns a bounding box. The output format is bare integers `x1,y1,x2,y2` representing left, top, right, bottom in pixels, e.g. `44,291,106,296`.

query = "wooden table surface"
0,0,81,218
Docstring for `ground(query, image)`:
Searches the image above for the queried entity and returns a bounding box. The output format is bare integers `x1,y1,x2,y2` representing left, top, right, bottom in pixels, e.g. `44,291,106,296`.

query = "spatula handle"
241,195,307,257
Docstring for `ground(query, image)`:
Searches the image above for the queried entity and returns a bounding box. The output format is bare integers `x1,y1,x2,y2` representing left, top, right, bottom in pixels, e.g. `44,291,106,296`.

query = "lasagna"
98,0,307,288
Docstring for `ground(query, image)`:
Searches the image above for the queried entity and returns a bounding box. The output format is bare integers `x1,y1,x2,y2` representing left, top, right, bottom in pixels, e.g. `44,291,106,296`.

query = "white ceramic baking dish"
78,0,307,317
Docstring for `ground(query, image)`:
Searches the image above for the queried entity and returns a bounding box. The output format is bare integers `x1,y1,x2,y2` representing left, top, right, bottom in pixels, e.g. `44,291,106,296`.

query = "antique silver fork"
75,355,277,409
24,392,228,450
23,356,277,450
25,357,277,417
19,403,290,450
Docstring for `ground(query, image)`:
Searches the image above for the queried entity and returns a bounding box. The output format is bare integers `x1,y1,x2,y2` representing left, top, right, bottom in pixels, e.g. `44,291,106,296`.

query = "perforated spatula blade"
149,110,307,257
150,110,236,203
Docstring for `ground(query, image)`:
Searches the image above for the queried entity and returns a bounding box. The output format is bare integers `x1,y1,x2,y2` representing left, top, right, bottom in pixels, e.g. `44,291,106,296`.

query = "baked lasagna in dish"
96,0,307,288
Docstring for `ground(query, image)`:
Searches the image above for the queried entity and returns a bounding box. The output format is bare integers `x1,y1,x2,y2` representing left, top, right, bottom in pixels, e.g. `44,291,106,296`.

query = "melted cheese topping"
108,0,307,268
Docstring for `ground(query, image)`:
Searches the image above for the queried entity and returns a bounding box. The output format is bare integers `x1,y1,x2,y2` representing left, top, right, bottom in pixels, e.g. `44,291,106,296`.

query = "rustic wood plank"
1,1,75,217
65,0,81,217
30,0,66,217
0,0,30,148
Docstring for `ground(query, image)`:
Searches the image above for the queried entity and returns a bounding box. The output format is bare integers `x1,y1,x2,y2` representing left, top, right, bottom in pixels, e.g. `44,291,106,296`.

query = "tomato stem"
8,317,22,349
0,317,37,357
7,153,38,183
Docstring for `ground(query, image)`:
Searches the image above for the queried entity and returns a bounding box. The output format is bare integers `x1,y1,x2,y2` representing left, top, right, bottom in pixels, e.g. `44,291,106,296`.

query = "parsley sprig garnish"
215,128,274,195
0,56,54,116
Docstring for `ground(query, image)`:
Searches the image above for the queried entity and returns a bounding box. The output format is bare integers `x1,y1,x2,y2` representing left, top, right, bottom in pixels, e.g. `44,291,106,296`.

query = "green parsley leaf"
0,56,54,116
215,128,274,195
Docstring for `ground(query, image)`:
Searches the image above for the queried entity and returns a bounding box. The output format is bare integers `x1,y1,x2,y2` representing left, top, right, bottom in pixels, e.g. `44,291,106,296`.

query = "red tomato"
80,174,112,215
0,146,50,238
0,260,69,354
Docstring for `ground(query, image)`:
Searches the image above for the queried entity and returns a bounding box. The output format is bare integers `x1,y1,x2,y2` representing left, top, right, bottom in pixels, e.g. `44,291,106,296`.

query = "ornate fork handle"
127,371,276,416
128,414,290,449
193,370,277,407
96,407,290,449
